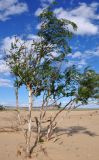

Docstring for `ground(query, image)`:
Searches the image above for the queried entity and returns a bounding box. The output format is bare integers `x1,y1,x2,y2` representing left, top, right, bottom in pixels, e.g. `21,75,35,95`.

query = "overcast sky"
0,0,99,107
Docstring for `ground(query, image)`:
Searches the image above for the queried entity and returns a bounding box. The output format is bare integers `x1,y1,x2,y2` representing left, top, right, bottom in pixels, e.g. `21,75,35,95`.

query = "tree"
6,38,39,156
5,6,99,158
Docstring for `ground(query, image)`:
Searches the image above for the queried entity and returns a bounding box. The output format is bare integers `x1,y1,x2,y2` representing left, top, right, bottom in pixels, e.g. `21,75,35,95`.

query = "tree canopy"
5,6,99,106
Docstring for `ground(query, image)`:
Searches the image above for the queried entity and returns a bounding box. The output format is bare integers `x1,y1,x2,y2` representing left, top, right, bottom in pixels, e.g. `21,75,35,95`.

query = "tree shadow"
0,126,21,133
54,126,98,137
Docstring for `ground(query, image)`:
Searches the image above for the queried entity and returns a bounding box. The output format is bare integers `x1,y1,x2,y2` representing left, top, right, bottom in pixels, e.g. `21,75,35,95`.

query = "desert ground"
0,109,99,160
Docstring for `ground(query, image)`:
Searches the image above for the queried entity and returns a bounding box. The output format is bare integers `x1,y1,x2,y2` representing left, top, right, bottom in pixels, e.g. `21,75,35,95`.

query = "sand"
0,109,99,160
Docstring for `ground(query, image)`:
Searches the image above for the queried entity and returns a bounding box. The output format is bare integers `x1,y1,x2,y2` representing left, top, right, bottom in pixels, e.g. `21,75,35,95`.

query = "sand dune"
0,110,99,160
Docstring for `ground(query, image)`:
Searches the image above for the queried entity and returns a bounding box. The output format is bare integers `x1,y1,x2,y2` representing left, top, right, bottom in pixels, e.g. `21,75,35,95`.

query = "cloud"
0,78,12,87
27,34,41,41
54,2,99,35
0,36,23,76
0,35,33,85
72,47,99,59
86,47,99,57
0,34,44,76
67,59,87,69
1,35,42,55
35,8,43,16
1,31,98,74
40,0,54,7
35,0,55,16
0,0,28,21
71,51,82,58
1,35,98,73
77,59,87,69
67,46,99,69
0,35,40,55
1,36,17,54
0,60,10,75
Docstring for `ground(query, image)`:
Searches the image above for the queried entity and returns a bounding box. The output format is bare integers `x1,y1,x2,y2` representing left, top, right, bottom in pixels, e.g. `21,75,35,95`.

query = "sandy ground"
0,109,99,160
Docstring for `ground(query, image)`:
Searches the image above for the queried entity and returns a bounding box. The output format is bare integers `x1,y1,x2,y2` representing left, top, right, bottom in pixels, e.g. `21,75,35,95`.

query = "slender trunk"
15,87,20,122
26,86,33,157
46,99,73,140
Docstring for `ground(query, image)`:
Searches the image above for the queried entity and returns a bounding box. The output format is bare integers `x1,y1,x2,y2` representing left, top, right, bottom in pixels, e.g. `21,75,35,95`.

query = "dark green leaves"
77,68,99,104
38,6,77,55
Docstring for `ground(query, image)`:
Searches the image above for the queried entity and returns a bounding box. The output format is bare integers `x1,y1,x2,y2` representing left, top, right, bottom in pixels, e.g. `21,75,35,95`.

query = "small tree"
5,6,99,158
6,39,39,156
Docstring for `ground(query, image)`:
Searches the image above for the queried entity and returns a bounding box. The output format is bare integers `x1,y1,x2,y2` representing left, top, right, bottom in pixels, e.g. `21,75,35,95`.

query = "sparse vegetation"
4,4,99,159
0,105,5,111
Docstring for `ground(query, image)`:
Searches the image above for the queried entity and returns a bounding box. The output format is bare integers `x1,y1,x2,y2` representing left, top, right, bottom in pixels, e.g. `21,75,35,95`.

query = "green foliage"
77,68,99,104
5,6,99,106
14,77,22,88
6,6,77,93
38,6,77,57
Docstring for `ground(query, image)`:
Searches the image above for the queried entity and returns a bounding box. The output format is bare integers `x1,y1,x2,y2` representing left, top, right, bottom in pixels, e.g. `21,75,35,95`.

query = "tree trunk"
26,86,33,157
15,87,20,122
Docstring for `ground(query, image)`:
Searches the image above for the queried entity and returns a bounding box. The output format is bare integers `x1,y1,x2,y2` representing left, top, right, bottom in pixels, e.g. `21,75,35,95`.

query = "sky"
0,0,99,107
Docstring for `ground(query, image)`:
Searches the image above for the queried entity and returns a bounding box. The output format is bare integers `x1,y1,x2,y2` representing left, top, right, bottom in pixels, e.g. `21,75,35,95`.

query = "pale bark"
46,99,74,140
26,86,33,157
15,87,21,123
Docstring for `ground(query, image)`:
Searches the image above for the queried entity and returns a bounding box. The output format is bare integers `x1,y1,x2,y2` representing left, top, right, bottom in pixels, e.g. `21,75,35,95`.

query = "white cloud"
0,60,10,75
0,0,28,21
0,78,12,87
77,46,99,59
34,8,44,29
40,0,54,7
88,46,99,57
67,58,87,69
1,34,99,74
1,34,98,73
0,36,23,76
69,47,99,60
54,2,99,35
78,59,87,68
0,34,44,76
27,34,40,41
1,35,42,55
68,46,99,69
71,51,82,58
1,36,17,54
41,0,54,2
35,8,43,16
35,0,54,16
36,22,42,30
